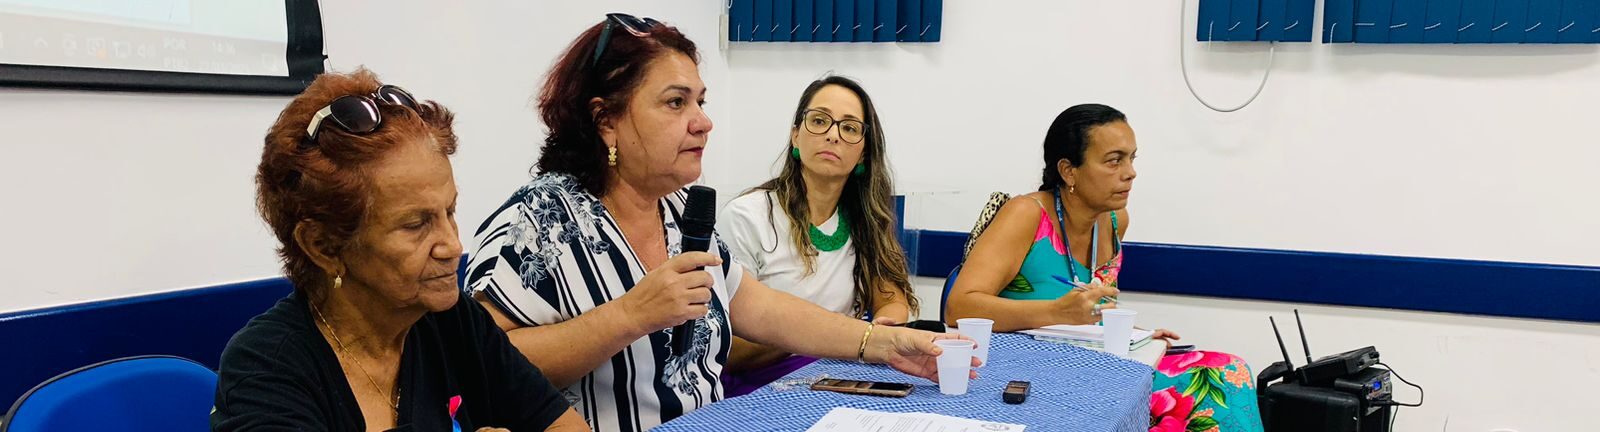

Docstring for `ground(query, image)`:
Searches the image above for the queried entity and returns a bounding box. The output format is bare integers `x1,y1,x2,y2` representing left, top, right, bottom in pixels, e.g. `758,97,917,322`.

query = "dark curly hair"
535,17,699,195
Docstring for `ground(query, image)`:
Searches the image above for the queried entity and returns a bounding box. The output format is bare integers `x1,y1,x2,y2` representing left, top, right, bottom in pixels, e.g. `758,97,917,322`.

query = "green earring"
853,163,866,176
791,147,801,159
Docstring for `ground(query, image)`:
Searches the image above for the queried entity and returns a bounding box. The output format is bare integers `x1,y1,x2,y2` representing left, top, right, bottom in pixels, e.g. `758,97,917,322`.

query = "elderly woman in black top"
212,69,588,432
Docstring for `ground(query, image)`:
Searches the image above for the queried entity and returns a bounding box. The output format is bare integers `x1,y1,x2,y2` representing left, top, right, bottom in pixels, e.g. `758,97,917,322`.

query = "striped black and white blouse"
466,173,742,432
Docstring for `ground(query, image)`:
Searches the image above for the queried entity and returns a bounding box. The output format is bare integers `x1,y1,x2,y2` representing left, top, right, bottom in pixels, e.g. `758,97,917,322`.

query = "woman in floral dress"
945,104,1263,432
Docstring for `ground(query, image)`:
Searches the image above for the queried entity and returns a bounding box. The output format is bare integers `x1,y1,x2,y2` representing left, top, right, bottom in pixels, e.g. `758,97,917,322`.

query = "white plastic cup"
1100,309,1138,358
955,318,994,367
934,339,976,395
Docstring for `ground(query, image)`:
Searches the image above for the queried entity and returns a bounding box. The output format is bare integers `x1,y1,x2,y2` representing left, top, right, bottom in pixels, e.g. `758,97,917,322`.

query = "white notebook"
1020,324,1154,346
806,407,1026,432
1019,325,1166,366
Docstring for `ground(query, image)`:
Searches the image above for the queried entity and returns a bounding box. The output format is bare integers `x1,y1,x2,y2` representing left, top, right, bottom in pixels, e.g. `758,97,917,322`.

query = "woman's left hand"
867,326,980,382
1151,328,1181,341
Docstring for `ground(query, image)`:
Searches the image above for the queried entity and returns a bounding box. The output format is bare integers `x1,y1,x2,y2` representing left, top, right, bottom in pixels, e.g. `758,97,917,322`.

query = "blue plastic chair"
939,264,962,323
2,355,217,432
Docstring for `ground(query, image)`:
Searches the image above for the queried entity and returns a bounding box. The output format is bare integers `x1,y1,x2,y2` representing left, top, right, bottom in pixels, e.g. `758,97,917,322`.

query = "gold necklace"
311,303,401,418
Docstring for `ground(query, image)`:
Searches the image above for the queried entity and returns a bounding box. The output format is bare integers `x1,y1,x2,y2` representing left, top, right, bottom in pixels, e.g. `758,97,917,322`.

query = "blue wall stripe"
904,229,1600,323
0,258,473,407
3,220,1595,407
0,278,292,407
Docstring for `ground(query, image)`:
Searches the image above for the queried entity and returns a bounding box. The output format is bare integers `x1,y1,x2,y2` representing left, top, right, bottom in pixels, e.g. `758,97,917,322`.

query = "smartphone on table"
810,378,914,398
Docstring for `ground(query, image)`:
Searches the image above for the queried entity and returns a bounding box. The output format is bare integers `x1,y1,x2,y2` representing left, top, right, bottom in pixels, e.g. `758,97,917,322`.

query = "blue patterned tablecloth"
656,333,1153,432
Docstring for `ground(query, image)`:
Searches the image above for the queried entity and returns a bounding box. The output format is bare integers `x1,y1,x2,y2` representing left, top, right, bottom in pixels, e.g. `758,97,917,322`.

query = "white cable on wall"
1179,0,1277,113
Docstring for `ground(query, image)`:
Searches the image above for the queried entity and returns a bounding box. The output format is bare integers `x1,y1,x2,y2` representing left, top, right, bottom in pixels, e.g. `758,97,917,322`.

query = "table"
656,334,1154,432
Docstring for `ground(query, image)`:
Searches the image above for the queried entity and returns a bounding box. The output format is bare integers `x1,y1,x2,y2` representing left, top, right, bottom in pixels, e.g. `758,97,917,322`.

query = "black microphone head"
683,185,717,225
679,185,717,255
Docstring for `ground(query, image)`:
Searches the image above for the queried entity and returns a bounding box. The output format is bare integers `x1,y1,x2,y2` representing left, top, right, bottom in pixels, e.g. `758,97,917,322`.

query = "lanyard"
1053,188,1099,284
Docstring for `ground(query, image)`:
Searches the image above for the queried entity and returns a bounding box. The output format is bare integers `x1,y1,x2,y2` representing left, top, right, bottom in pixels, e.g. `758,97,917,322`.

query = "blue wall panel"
731,0,939,42
1355,0,1395,43
1390,0,1429,42
1199,0,1234,41
1284,0,1316,41
1491,0,1531,43
1524,0,1563,42
1326,0,1359,42
1424,0,1464,42
1231,0,1263,40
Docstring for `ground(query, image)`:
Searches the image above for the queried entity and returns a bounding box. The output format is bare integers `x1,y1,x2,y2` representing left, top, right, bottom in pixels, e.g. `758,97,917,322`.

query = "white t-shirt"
718,191,857,316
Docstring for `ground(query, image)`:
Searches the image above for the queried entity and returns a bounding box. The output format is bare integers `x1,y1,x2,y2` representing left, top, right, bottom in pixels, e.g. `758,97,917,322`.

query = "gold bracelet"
856,322,875,363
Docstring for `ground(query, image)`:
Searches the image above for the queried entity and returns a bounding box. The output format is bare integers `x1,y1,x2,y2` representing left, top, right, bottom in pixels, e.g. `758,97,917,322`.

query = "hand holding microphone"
621,252,721,335
672,186,718,356
617,186,720,356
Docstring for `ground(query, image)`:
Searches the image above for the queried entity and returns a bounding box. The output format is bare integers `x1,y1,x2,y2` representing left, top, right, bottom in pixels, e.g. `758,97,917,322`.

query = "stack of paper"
807,407,1026,432
1019,325,1154,351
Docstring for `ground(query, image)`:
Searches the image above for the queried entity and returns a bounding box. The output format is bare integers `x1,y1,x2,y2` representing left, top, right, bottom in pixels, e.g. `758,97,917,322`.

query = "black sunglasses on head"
589,13,662,70
304,84,419,140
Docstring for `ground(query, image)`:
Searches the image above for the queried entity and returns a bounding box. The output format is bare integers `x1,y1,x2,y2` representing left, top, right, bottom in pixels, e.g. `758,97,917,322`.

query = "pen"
1067,280,1119,305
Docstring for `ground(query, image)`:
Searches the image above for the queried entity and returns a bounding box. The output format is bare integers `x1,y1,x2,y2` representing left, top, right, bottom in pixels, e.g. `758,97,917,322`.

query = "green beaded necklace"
807,209,850,252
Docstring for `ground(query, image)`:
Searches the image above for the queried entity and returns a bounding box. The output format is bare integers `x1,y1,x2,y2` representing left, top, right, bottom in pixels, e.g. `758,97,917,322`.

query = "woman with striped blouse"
465,15,974,432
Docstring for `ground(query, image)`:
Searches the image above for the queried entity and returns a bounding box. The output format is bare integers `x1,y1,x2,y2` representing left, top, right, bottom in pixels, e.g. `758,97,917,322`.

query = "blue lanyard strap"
1052,188,1099,284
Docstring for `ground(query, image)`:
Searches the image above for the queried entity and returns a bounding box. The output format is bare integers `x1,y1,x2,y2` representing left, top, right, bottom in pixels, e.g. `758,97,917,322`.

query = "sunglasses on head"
304,84,419,141
589,13,662,70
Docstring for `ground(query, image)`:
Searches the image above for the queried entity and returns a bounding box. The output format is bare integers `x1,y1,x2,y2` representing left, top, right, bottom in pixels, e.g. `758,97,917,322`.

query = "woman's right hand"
1048,281,1120,325
619,251,724,333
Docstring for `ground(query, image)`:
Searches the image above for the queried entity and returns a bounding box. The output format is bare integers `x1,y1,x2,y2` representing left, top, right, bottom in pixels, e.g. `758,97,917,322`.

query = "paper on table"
1020,325,1166,367
805,407,1027,432
1019,324,1153,344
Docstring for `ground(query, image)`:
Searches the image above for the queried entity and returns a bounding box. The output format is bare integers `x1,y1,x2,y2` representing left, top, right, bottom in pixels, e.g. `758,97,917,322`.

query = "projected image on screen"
0,0,290,76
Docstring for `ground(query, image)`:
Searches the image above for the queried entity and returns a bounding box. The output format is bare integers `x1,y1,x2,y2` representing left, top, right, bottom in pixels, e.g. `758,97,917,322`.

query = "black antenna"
1269,316,1295,371
1294,309,1314,364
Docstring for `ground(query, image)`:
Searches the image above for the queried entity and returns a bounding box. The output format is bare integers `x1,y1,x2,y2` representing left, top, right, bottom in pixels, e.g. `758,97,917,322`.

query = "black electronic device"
1259,382,1392,432
1165,344,1196,355
1299,346,1381,386
1333,367,1394,413
1002,381,1029,404
1257,310,1398,432
1292,310,1381,385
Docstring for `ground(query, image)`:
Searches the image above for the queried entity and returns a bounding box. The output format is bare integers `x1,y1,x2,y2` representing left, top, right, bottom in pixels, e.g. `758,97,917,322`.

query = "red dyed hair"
535,17,699,195
255,68,458,295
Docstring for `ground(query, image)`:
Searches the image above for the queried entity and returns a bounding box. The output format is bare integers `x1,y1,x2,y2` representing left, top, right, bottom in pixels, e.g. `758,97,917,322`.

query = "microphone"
673,185,717,357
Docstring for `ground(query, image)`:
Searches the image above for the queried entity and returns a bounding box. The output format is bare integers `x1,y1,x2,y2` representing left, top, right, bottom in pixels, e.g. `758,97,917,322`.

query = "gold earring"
607,146,618,167
1069,184,1076,195
332,275,342,290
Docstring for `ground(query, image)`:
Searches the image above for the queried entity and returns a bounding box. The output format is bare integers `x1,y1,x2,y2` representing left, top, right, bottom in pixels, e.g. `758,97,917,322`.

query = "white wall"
711,1,1600,431
711,1,1600,266
4,0,1598,430
0,0,729,312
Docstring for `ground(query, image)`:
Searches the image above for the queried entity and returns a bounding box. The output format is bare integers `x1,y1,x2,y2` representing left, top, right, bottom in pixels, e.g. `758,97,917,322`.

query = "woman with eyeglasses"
211,69,588,431
465,15,974,431
944,104,1263,432
715,76,918,397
